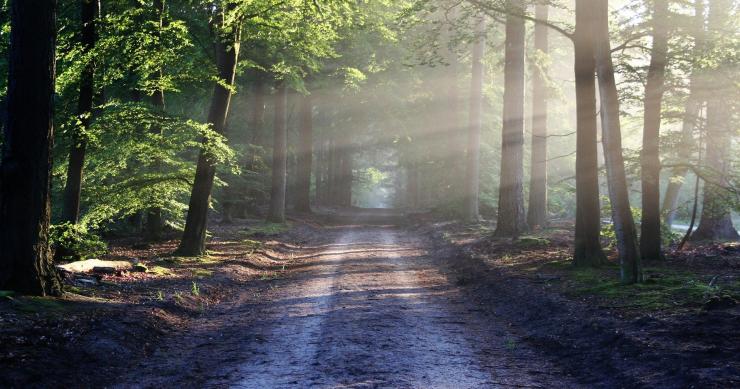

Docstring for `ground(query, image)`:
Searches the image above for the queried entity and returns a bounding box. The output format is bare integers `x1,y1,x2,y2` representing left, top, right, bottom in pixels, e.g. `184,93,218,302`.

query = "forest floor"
1,209,739,388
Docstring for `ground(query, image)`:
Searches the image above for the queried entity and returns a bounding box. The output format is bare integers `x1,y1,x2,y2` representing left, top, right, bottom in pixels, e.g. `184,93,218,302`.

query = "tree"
62,0,99,223
661,0,705,228
176,9,240,256
573,0,607,267
593,0,642,283
691,0,739,241
640,0,669,260
526,2,549,230
0,0,62,296
294,92,313,213
463,17,486,222
267,83,288,222
494,0,528,237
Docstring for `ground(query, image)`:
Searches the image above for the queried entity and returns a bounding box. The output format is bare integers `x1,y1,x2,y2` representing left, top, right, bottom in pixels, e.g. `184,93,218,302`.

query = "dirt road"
119,226,573,388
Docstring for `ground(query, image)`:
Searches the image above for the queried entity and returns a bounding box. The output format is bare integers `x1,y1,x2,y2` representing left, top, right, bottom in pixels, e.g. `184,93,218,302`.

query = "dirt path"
119,226,573,388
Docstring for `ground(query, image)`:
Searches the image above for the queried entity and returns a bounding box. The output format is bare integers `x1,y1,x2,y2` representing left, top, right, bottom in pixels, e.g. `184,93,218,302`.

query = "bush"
50,223,108,262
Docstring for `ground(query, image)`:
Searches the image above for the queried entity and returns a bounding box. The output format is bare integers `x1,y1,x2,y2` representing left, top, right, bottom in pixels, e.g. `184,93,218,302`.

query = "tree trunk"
593,0,642,283
527,3,549,230
463,18,486,222
494,1,528,237
267,84,288,222
294,93,313,212
62,0,98,224
407,161,419,209
661,0,705,228
146,0,166,241
176,17,239,256
0,0,62,296
639,0,669,260
249,75,267,147
573,0,606,267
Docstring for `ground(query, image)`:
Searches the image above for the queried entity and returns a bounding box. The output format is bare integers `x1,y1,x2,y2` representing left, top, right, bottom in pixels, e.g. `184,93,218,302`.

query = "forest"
0,0,738,387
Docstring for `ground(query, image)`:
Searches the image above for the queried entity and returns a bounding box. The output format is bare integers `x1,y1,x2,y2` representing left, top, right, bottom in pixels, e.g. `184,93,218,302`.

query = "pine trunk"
495,1,528,237
463,18,486,222
294,93,313,212
639,0,668,260
267,84,288,222
176,18,239,256
146,0,166,241
573,0,606,267
62,0,97,223
593,0,642,283
0,0,62,296
527,3,549,230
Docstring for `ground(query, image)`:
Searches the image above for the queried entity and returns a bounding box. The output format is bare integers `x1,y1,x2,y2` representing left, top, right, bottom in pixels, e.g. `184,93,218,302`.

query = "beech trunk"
267,84,288,222
176,18,239,256
0,0,62,296
527,3,549,230
463,18,486,222
294,93,313,213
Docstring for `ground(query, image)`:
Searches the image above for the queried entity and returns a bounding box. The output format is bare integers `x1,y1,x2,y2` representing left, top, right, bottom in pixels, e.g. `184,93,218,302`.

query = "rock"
703,295,738,311
132,263,148,272
57,259,133,274
92,266,118,275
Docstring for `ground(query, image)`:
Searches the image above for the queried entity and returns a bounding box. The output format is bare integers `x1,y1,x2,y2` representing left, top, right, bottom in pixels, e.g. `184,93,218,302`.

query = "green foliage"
50,223,108,262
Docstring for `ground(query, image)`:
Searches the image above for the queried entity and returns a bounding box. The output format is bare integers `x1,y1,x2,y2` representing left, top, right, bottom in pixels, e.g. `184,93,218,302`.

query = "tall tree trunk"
573,0,607,266
527,3,549,230
494,1,528,237
463,18,486,222
662,0,705,228
176,17,240,256
327,138,336,205
593,0,642,283
690,0,738,241
249,75,267,147
267,84,288,222
407,161,419,209
573,0,607,267
146,0,166,241
294,93,313,212
62,0,98,223
639,0,669,260
0,0,62,296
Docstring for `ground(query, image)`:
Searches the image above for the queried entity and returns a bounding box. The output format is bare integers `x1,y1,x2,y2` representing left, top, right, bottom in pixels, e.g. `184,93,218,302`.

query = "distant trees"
494,0,528,237
267,83,288,223
463,17,486,222
294,93,313,213
0,0,62,296
526,3,549,230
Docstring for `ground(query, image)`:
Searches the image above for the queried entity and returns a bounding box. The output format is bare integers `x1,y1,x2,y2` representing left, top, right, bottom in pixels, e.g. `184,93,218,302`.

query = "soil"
1,211,738,388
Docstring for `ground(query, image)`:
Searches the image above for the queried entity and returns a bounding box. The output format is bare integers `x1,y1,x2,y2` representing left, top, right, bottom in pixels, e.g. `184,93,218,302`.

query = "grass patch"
242,222,291,237
515,236,551,247
563,266,739,310
191,269,214,279
147,265,174,276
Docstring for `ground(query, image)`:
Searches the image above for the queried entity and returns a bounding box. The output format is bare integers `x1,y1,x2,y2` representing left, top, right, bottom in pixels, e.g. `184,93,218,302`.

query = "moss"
191,269,214,279
12,297,68,314
516,236,551,247
147,266,174,276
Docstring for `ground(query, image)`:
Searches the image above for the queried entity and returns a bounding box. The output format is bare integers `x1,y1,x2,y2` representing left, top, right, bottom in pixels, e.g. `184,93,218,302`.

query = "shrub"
50,222,108,261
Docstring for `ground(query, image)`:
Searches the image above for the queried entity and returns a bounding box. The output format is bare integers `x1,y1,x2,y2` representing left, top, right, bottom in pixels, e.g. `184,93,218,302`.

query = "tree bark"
0,0,62,296
573,0,607,267
639,0,669,260
176,17,240,256
527,3,549,230
463,18,486,222
494,0,528,237
294,93,313,212
62,0,98,224
593,0,642,283
267,84,288,222
661,0,705,228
